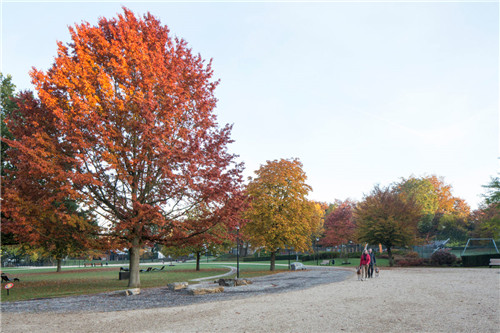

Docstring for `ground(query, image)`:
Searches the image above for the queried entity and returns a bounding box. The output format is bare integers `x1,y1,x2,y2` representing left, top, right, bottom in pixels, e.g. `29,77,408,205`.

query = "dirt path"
1,267,499,333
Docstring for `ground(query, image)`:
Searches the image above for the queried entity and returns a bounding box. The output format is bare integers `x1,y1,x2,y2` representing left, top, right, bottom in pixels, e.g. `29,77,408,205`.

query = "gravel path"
1,266,351,314
1,267,499,333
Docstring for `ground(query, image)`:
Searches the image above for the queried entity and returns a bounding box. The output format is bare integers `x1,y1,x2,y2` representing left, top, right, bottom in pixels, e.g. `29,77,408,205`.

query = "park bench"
152,266,165,271
290,262,306,271
84,263,103,267
320,260,330,266
1,273,19,282
489,258,500,268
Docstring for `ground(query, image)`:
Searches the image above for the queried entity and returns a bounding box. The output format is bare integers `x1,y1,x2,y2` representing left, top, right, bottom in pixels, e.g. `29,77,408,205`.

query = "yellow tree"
243,158,320,271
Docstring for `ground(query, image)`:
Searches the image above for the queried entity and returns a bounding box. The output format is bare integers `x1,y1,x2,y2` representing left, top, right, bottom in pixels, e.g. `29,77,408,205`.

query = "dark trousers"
368,264,374,278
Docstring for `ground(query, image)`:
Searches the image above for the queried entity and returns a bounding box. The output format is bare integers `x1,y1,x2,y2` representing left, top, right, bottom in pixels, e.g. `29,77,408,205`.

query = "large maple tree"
24,8,243,287
243,158,321,271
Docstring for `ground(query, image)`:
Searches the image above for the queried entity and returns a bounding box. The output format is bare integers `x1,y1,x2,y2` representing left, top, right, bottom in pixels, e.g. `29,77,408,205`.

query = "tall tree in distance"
320,200,357,258
27,8,243,287
482,176,500,205
355,185,421,266
1,73,18,246
244,158,319,271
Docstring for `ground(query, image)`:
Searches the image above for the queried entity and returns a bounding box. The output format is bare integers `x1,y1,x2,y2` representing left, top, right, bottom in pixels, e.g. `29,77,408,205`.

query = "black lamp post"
288,246,291,270
316,237,319,265
236,226,240,279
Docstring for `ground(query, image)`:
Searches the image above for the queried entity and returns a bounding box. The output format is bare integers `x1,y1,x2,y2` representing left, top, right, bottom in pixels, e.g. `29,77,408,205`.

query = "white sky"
1,0,498,210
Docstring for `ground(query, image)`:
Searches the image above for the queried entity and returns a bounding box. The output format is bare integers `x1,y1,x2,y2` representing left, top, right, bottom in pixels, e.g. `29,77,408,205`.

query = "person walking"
359,249,371,281
368,248,376,278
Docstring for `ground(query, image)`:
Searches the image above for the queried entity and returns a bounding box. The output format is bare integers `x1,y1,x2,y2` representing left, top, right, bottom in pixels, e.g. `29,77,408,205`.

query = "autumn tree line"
1,8,499,288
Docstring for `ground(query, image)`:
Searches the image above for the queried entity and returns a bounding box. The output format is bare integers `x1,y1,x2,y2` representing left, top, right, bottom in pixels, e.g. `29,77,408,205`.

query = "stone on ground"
168,282,189,291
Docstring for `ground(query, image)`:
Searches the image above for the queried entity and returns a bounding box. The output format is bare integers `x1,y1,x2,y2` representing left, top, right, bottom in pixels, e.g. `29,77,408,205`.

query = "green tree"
244,158,321,271
355,185,421,266
0,73,17,246
483,176,500,205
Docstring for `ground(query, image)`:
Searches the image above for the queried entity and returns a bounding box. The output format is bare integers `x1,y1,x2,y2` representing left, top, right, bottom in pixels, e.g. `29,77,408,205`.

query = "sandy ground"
1,267,499,333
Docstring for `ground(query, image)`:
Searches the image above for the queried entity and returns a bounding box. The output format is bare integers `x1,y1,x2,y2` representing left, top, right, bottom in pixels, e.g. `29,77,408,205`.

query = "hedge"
461,253,500,267
300,252,359,262
242,254,302,262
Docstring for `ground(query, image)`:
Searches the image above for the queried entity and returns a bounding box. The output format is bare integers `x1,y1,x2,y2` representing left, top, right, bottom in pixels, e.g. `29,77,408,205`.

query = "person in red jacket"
359,249,371,281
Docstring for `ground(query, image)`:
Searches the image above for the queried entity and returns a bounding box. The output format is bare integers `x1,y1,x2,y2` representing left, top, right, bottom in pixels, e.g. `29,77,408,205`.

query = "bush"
395,251,424,266
431,249,457,266
243,254,300,262
397,258,425,266
301,252,339,262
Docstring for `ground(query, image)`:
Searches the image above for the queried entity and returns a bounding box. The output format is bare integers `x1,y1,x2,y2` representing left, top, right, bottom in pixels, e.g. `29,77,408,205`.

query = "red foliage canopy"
9,8,245,286
320,200,357,246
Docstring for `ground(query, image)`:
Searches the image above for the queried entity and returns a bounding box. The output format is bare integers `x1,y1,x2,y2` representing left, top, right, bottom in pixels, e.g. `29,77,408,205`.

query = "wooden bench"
320,260,330,265
84,263,103,267
489,258,500,268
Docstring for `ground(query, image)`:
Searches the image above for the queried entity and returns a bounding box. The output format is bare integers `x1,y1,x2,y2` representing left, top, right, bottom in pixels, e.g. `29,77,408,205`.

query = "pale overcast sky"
1,0,498,209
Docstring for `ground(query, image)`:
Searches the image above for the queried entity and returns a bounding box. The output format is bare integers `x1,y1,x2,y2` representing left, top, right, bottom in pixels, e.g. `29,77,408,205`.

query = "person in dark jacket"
368,248,376,278
359,250,371,281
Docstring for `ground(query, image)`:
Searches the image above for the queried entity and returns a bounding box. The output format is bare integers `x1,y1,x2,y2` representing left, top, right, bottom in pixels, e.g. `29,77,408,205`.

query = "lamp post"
236,226,240,279
316,237,319,265
288,246,291,270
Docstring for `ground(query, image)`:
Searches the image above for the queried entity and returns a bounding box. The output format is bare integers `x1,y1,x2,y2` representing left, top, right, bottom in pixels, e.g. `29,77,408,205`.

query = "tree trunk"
387,247,393,267
56,258,62,272
128,238,141,288
270,251,276,271
242,242,249,257
196,251,201,271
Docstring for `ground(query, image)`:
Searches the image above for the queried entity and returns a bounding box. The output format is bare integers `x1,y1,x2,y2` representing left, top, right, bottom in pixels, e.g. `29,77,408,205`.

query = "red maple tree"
2,92,101,271
25,8,243,287
320,199,357,247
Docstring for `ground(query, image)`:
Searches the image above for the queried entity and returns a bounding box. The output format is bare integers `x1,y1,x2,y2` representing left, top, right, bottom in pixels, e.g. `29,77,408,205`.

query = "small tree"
355,185,421,266
244,158,320,271
320,200,357,261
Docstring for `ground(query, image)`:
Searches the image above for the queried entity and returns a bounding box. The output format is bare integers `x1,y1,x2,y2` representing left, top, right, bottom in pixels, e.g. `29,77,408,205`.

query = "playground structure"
461,238,499,257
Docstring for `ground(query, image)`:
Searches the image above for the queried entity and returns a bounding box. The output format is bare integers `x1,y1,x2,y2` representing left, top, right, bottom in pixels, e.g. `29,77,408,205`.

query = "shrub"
404,251,420,259
301,252,340,262
395,251,424,266
430,249,457,266
397,258,424,266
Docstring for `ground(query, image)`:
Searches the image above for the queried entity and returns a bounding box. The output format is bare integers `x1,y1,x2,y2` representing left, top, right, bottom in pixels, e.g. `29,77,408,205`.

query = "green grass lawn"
0,261,292,302
1,258,393,302
1,264,228,302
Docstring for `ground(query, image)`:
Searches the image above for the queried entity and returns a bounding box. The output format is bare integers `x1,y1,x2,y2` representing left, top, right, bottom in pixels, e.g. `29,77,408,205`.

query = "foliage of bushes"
394,251,425,267
461,253,500,267
430,249,457,266
243,254,302,262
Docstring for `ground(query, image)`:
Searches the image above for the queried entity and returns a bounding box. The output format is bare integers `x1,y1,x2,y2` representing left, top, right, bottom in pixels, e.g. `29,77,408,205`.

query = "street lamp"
236,226,240,279
204,244,208,263
316,237,319,265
